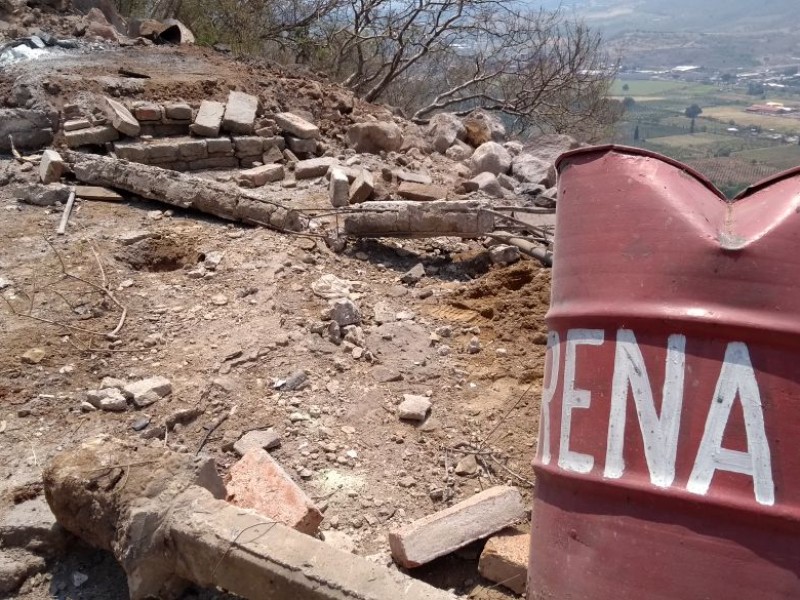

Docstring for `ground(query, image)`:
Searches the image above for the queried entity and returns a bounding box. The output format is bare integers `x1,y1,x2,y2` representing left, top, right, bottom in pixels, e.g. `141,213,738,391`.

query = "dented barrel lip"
555,144,725,200
555,144,800,202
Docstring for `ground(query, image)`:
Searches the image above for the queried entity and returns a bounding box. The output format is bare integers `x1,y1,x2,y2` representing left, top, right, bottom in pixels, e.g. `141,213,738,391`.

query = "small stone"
72,572,89,588
489,244,521,266
21,348,45,364
399,476,416,488
282,371,309,391
211,294,228,306
455,454,478,476
204,251,224,270
329,298,362,327
299,468,314,479
123,376,172,402
131,417,150,431
234,429,281,456
467,336,482,354
349,169,374,204
435,326,452,338
132,390,160,408
98,389,128,412
398,394,431,421
400,263,425,285
100,377,125,390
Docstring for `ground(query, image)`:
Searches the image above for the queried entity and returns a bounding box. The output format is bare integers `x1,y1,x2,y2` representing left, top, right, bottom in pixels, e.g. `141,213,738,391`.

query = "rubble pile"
0,6,568,599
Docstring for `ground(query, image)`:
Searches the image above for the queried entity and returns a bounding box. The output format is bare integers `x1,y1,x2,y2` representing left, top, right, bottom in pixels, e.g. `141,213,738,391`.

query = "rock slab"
191,101,225,137
388,486,526,568
222,91,258,135
226,449,323,535
274,112,320,139
105,97,141,137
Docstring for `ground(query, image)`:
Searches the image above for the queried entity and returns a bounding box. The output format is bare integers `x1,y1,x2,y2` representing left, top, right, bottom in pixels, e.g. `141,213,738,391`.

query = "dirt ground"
0,158,549,599
0,20,553,597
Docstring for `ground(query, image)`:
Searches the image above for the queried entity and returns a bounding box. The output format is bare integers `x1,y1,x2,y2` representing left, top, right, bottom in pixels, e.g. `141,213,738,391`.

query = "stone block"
233,136,264,156
206,137,233,155
105,97,140,136
478,530,529,595
349,169,374,204
147,142,180,162
113,142,147,162
134,103,163,122
388,486,526,568
329,167,350,208
394,169,432,185
179,139,208,160
164,102,192,121
39,149,65,184
261,135,286,150
238,164,284,188
274,112,320,139
286,135,317,155
189,157,238,170
65,125,119,148
397,182,449,202
226,449,323,535
262,146,285,164
63,118,91,132
191,100,225,137
141,123,190,137
222,91,258,135
295,157,338,180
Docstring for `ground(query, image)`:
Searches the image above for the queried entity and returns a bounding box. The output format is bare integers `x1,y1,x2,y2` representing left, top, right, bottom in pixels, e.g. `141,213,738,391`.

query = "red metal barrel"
528,145,800,599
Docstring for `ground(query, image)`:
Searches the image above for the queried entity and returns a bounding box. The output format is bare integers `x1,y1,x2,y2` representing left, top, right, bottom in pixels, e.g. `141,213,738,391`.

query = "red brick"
478,529,529,595
226,449,322,535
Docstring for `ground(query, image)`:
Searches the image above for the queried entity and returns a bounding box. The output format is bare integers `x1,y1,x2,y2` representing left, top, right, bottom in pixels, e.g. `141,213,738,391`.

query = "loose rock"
398,394,431,421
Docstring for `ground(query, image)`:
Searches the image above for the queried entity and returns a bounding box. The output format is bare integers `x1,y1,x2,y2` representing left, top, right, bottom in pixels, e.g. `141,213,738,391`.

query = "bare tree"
311,1,616,136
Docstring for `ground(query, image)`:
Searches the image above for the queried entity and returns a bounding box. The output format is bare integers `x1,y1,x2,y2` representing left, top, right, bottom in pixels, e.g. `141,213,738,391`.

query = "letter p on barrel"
528,146,800,600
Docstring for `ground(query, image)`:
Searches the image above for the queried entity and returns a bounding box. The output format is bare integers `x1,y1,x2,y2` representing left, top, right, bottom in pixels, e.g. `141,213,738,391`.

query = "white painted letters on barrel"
538,329,775,506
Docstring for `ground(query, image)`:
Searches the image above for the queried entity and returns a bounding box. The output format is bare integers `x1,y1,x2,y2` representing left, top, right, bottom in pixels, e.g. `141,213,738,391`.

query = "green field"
733,145,800,171
612,79,717,97
613,77,800,191
648,133,731,147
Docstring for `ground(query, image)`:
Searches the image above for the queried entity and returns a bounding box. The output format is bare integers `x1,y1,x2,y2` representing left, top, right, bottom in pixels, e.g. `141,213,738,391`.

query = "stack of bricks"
113,135,287,172
132,102,193,137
